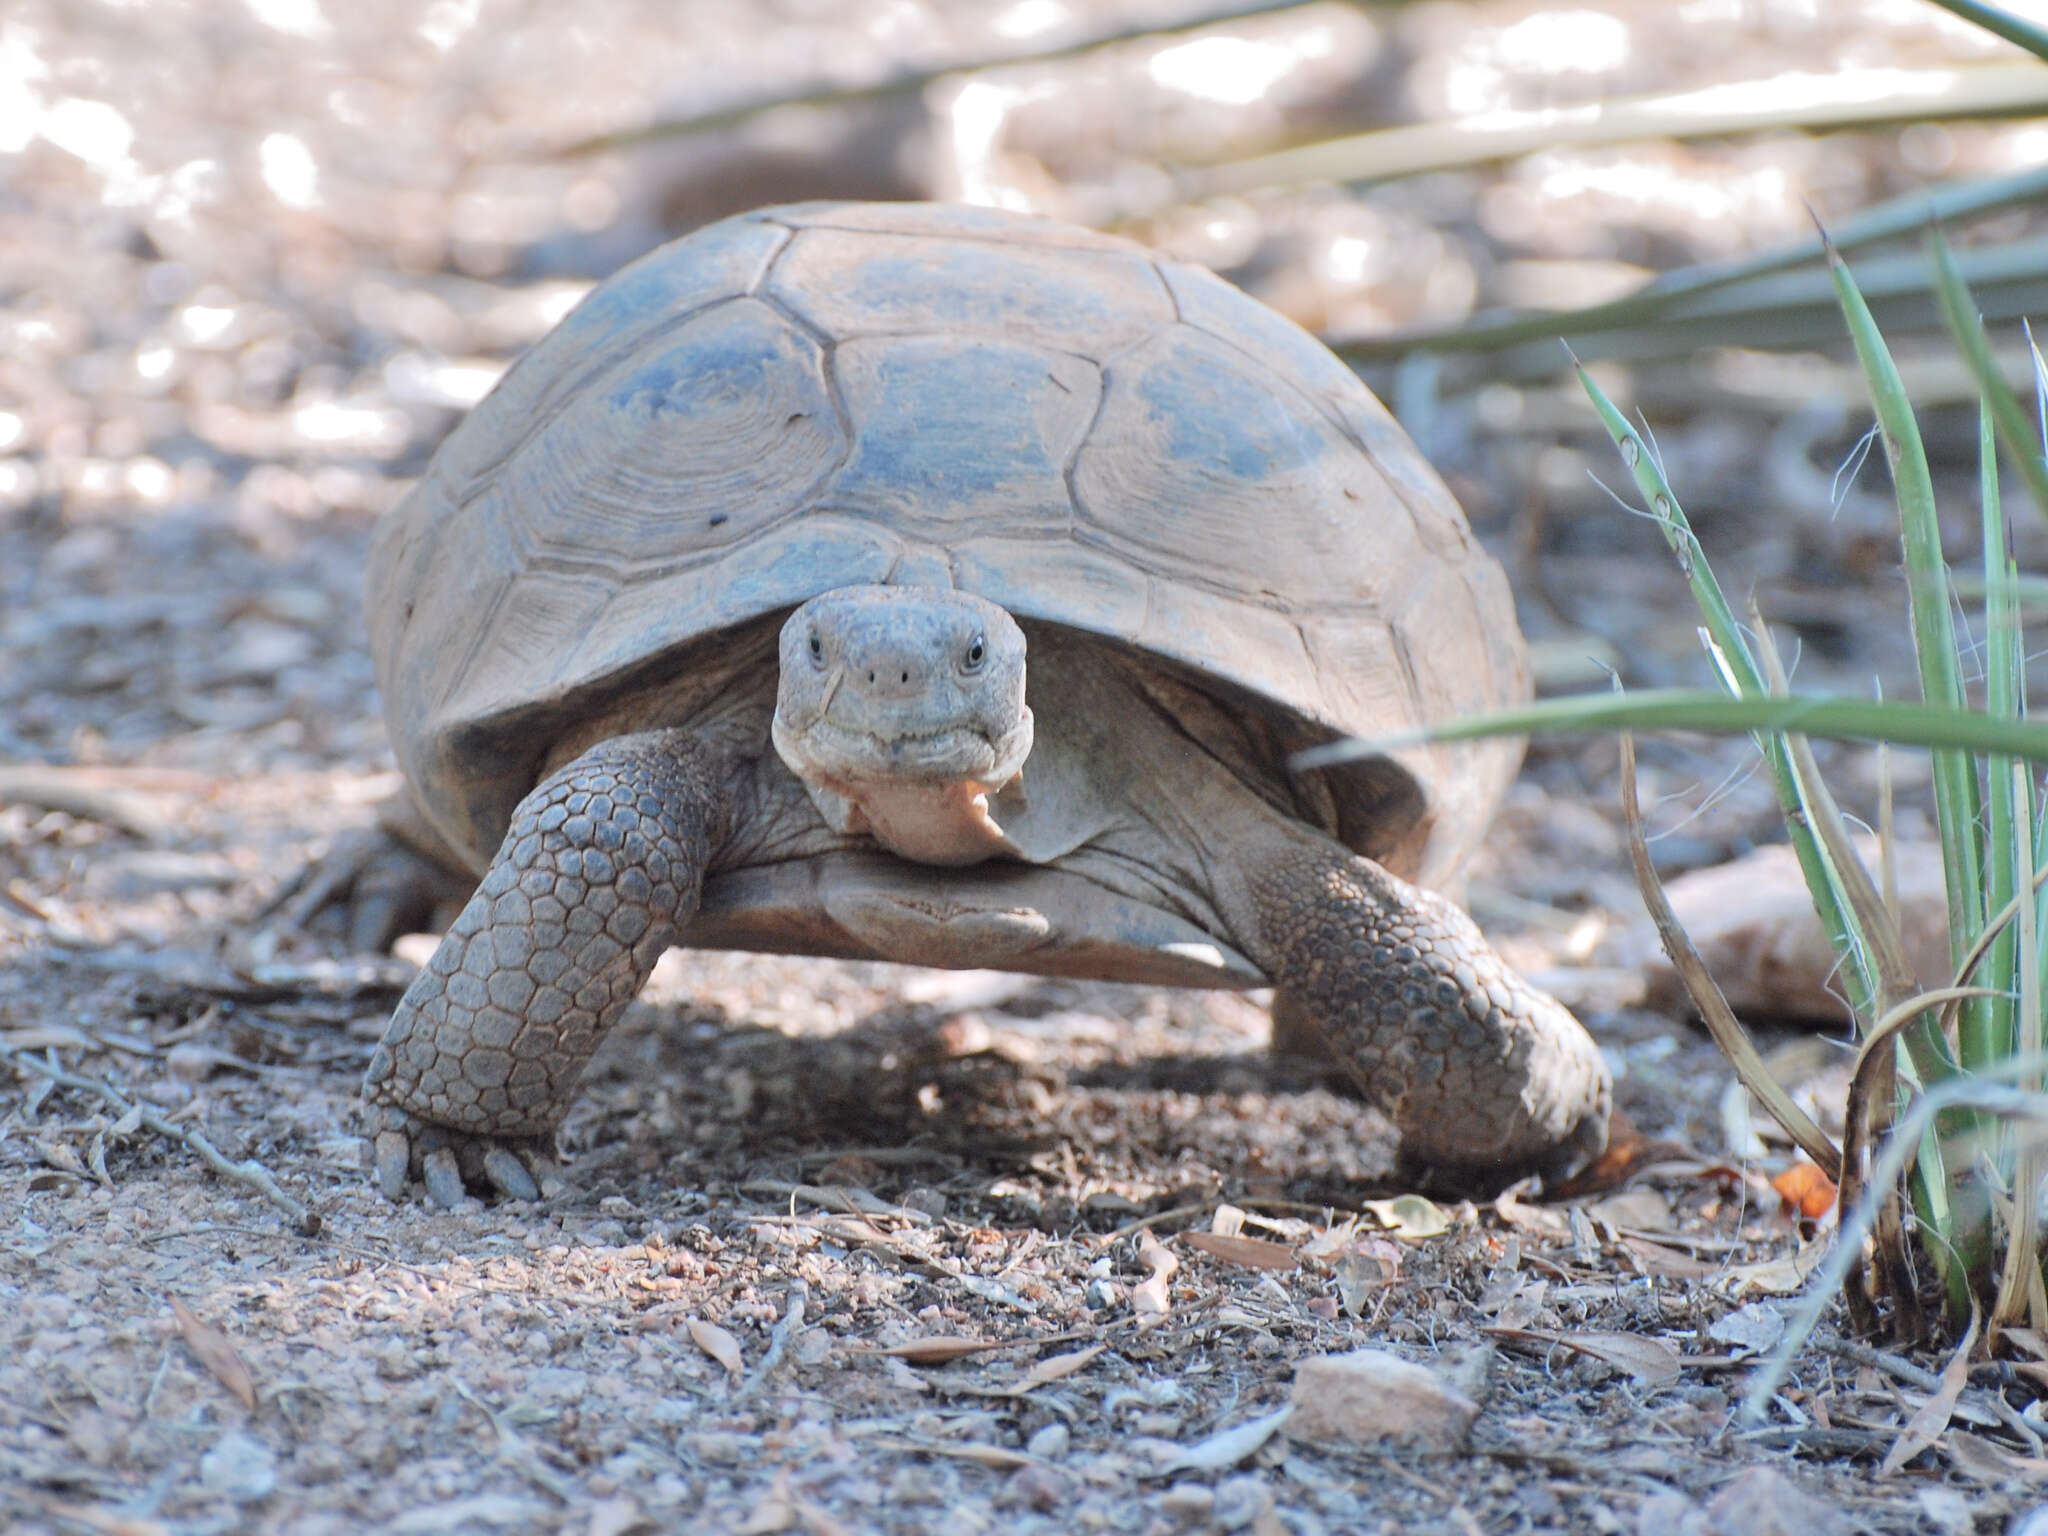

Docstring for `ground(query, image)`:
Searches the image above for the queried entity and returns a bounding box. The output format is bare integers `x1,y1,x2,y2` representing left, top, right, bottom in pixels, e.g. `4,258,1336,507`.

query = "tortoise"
359,200,1610,1206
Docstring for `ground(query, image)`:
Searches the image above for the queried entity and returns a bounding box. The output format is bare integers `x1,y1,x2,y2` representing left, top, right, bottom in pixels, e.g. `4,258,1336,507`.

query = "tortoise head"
770,585,1033,866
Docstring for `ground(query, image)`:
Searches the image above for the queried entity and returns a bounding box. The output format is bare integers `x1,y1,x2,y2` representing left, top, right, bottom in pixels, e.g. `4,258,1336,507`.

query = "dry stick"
738,1281,809,1404
2,1046,320,1236
1821,1328,2044,1451
1615,732,1841,1179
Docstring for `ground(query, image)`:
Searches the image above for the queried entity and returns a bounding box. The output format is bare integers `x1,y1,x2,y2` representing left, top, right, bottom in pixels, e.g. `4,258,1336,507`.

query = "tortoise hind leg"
363,728,732,1206
1223,832,1611,1183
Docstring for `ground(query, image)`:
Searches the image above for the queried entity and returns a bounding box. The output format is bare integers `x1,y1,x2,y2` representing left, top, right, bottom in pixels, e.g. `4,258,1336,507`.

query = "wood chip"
1133,1229,1178,1316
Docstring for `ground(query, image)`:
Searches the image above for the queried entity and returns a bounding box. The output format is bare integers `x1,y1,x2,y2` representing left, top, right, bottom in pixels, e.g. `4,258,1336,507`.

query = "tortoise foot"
264,821,473,954
1233,839,1612,1184
360,728,730,1204
366,1105,563,1207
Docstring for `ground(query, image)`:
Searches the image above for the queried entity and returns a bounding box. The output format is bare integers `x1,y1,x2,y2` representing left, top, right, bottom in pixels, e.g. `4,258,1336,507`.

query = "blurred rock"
1615,839,1950,1024
1286,1348,1479,1454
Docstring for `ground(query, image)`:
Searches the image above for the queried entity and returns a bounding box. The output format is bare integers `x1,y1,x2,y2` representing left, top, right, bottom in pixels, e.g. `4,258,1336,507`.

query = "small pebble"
1026,1422,1069,1460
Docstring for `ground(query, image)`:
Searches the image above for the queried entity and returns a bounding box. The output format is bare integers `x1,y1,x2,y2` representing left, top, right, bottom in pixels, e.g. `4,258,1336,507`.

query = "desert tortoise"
362,200,1610,1205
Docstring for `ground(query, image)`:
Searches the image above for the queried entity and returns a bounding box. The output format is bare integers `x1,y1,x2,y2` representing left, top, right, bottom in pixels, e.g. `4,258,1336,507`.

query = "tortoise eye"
808,630,825,665
963,635,986,672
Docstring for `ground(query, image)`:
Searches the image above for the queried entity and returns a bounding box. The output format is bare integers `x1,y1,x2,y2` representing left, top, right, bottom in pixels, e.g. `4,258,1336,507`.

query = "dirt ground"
6,3,2048,1533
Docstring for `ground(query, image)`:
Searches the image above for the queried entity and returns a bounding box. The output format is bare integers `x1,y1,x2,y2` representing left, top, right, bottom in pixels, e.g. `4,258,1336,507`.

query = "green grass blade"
1827,232,1989,970
1980,404,2021,1069
1570,366,1763,696
1188,60,2048,197
1830,232,1997,1304
1923,0,2048,61
1567,362,1883,1019
1931,231,2048,519
1292,689,2048,767
1338,165,2048,362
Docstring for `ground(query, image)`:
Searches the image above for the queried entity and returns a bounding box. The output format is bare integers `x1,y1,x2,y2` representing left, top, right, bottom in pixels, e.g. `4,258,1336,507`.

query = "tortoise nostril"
900,671,909,685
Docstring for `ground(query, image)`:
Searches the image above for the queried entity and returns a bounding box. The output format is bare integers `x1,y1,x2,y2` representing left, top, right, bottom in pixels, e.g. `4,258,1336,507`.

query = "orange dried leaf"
170,1296,256,1410
1771,1163,1838,1220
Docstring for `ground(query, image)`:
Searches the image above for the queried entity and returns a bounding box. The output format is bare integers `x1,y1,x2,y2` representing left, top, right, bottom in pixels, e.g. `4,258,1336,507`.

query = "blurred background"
4,0,2047,907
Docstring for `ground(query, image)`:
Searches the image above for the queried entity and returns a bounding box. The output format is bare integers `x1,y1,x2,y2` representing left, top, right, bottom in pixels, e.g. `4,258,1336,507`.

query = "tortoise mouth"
774,712,1032,789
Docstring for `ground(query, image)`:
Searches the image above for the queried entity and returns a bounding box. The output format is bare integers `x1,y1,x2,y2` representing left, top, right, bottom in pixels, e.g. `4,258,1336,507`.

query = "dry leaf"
1009,1344,1105,1394
1882,1312,1977,1475
170,1296,256,1410
687,1319,744,1379
867,1335,998,1365
1717,1238,1827,1298
1706,1301,1785,1356
1492,1188,1570,1239
1585,1187,1672,1232
1487,1325,1682,1386
1299,1218,1364,1261
959,1343,1109,1399
1182,1231,1297,1271
867,1437,1036,1468
1333,1242,1400,1317
1619,1236,1720,1281
1946,1427,2048,1484
1771,1162,1839,1221
2003,1327,2048,1361
1152,1404,1294,1476
1362,1195,1450,1239
1549,1107,1660,1197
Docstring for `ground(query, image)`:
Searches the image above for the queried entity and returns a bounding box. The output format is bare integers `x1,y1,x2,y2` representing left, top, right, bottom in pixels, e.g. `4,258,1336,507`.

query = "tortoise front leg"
363,729,731,1206
1226,833,1611,1183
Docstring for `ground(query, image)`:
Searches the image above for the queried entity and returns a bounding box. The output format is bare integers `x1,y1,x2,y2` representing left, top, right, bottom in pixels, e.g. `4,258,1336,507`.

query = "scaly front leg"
363,729,731,1206
1226,831,1611,1183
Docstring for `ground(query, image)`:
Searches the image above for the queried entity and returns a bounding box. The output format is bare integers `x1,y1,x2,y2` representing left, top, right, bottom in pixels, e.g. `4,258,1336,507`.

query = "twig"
1736,1425,1894,1459
739,1281,808,1403
1616,730,1841,1177
1816,1333,1941,1392
2,1046,320,1236
449,1377,575,1502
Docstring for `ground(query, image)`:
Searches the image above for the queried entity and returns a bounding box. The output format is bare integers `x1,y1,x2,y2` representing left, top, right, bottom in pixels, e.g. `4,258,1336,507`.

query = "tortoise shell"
368,201,1527,900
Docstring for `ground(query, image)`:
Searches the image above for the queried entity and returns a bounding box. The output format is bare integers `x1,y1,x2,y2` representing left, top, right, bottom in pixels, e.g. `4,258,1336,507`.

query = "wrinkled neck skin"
770,585,1034,867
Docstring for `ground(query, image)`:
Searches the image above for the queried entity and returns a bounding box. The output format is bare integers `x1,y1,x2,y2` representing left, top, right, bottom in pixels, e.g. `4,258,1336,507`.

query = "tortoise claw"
481,1146,541,1203
372,1127,411,1202
364,1106,560,1207
421,1148,470,1210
